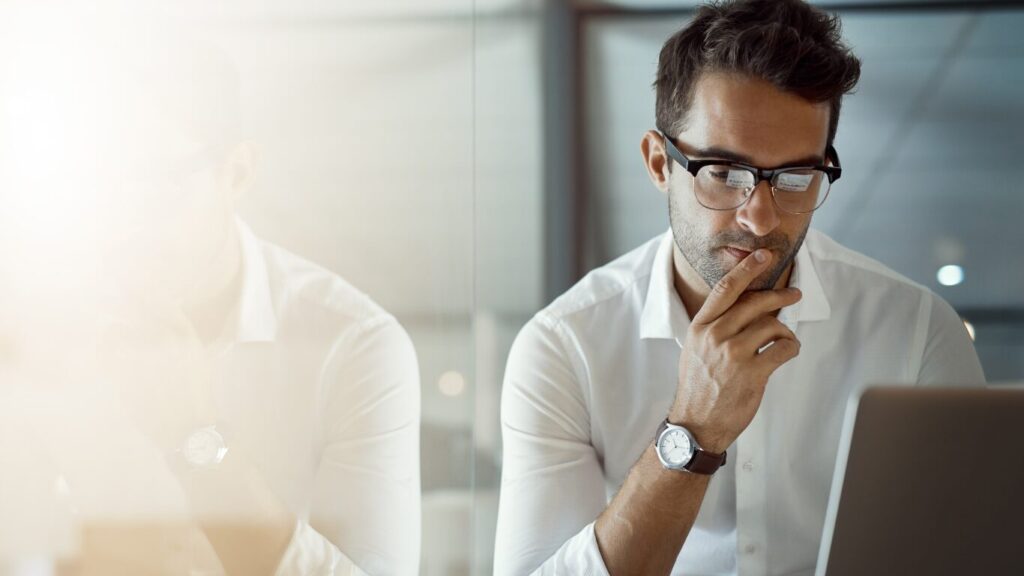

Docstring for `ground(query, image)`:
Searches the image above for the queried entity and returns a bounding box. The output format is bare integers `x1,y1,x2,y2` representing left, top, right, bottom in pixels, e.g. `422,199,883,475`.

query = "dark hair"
655,0,861,148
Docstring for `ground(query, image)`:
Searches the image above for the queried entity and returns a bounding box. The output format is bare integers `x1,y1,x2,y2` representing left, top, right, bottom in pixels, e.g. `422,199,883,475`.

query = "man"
495,1,984,575
0,11,419,576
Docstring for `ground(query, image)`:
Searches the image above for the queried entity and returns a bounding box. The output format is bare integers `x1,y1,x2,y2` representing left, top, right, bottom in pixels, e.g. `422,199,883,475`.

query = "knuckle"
777,338,800,358
713,276,735,296
723,339,744,360
705,325,726,346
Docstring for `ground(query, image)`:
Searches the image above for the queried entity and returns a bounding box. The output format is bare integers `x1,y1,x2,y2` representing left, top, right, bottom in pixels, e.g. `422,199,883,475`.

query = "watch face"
184,428,226,467
659,428,694,466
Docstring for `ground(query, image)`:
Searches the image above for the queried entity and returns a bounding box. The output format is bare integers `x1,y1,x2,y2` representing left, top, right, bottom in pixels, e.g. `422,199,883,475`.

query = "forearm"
181,451,296,576
594,446,711,576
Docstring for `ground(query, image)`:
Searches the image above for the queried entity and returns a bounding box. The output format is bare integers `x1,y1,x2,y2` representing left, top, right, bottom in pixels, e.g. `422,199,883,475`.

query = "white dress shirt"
495,228,984,576
0,219,421,575
214,220,422,576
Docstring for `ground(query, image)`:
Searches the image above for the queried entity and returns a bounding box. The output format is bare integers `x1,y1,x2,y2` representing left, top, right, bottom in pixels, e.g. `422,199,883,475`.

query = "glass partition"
0,1,478,574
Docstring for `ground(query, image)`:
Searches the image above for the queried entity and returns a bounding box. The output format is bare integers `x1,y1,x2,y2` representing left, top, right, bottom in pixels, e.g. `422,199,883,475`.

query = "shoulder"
537,233,664,329
805,228,935,302
803,229,968,354
259,240,411,352
507,234,664,390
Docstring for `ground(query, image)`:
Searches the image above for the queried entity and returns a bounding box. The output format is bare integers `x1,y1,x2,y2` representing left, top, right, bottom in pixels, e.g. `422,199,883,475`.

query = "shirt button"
744,543,757,554
743,461,754,472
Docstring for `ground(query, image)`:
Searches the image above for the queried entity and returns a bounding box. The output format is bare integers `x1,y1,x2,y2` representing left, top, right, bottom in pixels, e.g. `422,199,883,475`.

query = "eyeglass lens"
693,165,830,213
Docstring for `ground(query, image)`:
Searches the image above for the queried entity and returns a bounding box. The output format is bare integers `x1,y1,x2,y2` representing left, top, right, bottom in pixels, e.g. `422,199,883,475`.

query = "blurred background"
0,0,1020,575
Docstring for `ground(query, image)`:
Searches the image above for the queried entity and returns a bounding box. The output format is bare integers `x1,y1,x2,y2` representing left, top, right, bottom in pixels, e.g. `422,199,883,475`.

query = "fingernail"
754,249,768,263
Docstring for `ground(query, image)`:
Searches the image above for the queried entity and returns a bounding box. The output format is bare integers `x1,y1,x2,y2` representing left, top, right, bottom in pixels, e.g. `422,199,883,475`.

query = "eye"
775,171,816,192
701,166,753,189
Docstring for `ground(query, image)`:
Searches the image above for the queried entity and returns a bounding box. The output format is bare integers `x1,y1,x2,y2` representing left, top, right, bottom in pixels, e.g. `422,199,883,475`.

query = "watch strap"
687,448,727,474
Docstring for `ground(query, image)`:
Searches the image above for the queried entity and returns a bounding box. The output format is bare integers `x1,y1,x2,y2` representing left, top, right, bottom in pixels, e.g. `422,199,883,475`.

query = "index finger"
693,248,772,325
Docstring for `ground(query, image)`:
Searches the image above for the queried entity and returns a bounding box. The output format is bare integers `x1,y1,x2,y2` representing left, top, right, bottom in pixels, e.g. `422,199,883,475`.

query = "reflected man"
0,11,419,576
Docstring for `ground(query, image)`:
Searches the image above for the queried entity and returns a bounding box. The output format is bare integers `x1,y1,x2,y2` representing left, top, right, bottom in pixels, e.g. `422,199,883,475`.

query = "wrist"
666,411,731,454
165,423,231,478
654,419,729,475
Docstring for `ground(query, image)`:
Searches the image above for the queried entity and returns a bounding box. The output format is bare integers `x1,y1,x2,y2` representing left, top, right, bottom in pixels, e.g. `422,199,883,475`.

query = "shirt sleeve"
274,519,367,576
276,315,420,576
494,314,611,576
916,293,986,387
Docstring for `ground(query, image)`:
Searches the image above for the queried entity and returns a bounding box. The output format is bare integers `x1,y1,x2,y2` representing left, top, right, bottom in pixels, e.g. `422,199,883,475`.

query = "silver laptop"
815,385,1024,576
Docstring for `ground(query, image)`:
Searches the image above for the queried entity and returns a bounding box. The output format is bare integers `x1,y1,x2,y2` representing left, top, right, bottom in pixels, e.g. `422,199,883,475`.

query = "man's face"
664,72,831,291
99,125,238,309
0,56,242,322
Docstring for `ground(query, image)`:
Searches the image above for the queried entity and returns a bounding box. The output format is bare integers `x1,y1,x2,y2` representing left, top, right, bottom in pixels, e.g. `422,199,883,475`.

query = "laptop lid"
815,386,1024,576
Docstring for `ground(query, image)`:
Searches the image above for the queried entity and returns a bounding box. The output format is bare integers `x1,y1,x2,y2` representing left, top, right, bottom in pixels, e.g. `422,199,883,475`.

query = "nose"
735,181,781,237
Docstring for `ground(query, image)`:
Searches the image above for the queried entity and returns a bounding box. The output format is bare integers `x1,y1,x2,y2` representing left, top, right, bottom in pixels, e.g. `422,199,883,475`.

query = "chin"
747,276,777,292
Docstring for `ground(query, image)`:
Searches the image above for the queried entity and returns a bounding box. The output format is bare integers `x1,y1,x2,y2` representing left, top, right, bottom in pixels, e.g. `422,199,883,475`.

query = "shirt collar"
784,232,831,324
226,217,278,344
639,229,831,343
639,232,692,342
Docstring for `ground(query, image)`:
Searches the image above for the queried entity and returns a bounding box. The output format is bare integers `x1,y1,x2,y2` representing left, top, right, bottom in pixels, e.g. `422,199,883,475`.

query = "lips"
723,246,753,260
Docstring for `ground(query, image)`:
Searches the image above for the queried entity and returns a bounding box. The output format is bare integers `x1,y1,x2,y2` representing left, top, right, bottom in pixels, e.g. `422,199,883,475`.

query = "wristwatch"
177,425,229,469
654,419,727,475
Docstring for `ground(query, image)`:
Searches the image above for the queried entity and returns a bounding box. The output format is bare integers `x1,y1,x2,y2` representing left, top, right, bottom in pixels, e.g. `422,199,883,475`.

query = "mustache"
710,230,790,252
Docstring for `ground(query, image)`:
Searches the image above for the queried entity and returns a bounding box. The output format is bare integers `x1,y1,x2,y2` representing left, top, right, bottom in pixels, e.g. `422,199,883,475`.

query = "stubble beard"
668,191,808,292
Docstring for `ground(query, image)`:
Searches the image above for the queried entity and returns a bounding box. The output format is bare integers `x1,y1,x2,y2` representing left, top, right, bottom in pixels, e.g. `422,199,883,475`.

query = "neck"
672,245,794,321
182,224,243,344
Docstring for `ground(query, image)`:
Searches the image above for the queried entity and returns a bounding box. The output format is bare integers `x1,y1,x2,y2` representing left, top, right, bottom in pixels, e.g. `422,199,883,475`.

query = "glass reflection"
0,5,420,575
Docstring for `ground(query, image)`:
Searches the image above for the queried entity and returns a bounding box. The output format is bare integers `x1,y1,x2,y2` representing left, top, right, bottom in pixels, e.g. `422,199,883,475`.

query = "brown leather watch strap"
685,448,727,475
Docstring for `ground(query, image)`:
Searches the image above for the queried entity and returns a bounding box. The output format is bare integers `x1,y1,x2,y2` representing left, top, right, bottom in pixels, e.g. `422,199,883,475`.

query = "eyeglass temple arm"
659,130,689,170
826,144,842,183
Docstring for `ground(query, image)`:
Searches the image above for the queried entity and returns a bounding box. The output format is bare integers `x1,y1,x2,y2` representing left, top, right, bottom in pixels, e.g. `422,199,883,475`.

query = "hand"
669,249,802,453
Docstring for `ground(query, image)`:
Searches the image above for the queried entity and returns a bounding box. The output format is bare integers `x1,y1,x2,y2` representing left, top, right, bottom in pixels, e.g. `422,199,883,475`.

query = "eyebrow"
693,146,825,168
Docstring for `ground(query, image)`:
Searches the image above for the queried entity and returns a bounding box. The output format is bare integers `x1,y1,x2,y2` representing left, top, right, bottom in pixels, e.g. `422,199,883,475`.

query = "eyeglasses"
114,143,230,207
660,131,842,214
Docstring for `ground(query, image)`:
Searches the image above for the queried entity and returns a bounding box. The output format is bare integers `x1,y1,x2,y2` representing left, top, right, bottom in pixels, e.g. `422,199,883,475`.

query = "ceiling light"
936,265,963,287
438,370,466,397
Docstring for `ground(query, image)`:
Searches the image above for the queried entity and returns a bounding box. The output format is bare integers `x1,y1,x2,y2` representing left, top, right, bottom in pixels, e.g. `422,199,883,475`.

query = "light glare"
936,265,964,286
438,371,466,397
962,319,976,342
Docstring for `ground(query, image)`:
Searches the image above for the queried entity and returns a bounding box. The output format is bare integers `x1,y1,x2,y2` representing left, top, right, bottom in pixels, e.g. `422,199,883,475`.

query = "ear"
640,129,671,194
221,140,255,205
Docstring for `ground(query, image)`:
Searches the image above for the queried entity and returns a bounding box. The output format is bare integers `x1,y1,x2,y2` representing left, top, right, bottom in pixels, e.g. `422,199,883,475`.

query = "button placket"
735,406,768,576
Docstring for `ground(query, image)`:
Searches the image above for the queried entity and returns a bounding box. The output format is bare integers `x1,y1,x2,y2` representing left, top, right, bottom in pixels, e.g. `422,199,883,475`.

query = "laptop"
815,385,1024,576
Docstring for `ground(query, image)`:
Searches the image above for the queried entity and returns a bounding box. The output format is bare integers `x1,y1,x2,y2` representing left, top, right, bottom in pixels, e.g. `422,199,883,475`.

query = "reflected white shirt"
495,229,984,576
0,219,420,575
223,220,421,576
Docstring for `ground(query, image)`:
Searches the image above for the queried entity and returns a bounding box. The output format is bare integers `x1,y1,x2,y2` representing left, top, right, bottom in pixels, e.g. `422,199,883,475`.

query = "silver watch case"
655,422,699,470
180,425,229,468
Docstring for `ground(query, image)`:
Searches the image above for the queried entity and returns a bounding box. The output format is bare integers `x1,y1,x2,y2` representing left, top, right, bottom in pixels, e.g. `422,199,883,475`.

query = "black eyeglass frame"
659,130,842,213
